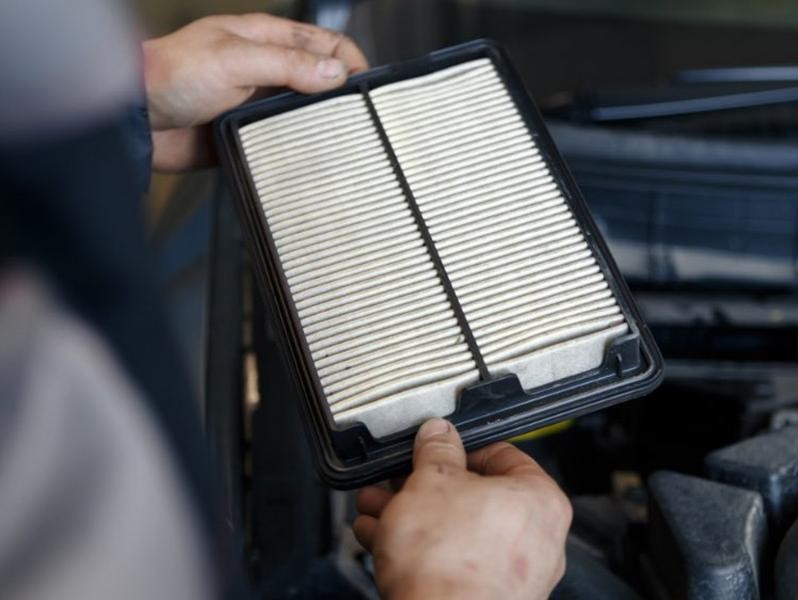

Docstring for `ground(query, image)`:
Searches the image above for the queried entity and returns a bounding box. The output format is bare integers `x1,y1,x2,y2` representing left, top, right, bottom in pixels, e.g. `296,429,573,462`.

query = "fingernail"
418,418,450,440
318,58,345,79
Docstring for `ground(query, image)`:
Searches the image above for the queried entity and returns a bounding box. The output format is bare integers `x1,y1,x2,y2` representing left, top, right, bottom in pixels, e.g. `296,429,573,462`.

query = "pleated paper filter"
217,41,662,487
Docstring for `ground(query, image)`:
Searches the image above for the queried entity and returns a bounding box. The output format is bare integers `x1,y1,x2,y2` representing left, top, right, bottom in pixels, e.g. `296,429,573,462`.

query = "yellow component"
509,419,574,442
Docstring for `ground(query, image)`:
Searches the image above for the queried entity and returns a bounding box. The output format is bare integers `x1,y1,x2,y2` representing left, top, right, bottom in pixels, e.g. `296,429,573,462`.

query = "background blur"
140,0,798,223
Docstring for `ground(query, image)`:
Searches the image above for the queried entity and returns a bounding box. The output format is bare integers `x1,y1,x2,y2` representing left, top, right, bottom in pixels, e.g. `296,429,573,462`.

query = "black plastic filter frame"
215,39,664,489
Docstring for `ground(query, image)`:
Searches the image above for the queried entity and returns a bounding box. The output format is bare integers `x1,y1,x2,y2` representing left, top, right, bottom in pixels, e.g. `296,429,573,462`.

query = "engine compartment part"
775,520,798,600
548,122,798,291
647,471,768,600
706,426,798,535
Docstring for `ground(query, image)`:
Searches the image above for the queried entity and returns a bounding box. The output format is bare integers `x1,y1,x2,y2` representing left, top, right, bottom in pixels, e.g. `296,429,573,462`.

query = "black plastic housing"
214,39,664,488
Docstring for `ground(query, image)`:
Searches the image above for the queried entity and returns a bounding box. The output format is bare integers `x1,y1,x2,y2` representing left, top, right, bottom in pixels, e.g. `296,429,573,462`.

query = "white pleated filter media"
238,59,628,438
238,94,479,437
371,59,629,391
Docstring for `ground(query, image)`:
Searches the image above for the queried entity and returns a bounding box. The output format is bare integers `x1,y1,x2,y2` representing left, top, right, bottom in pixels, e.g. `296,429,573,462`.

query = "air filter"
216,40,663,488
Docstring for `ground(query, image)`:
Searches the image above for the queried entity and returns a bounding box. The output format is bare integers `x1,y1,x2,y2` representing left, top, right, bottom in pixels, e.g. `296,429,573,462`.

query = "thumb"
412,419,466,474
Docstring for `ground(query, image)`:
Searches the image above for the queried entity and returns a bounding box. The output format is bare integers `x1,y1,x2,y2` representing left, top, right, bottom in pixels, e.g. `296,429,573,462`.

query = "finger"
411,418,466,474
352,515,378,552
356,486,394,518
223,39,348,93
331,35,369,74
467,442,548,479
224,13,369,73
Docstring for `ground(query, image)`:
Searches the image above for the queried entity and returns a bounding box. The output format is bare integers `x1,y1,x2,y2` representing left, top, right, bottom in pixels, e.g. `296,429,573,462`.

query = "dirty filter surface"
238,58,627,437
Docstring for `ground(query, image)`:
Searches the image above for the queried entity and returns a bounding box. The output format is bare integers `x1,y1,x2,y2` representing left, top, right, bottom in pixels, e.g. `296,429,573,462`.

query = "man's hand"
142,14,368,171
354,419,571,600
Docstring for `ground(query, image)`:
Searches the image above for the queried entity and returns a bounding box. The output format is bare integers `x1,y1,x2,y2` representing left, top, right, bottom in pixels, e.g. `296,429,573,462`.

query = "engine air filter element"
216,40,663,488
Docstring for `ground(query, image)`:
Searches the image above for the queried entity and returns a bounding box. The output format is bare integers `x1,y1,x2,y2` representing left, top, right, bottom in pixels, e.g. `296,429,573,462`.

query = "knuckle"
411,461,459,487
242,11,272,22
319,27,345,49
217,33,240,51
195,15,216,27
420,439,457,454
416,460,452,479
196,15,228,32
290,24,315,50
281,47,313,72
559,492,574,524
555,494,573,530
333,31,351,50
542,485,572,527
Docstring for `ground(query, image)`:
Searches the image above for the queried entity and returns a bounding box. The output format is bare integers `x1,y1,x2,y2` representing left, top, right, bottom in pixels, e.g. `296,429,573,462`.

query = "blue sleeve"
123,98,153,194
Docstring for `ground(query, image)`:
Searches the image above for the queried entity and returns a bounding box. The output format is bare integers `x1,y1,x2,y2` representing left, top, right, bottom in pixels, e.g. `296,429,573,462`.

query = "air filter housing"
216,40,663,488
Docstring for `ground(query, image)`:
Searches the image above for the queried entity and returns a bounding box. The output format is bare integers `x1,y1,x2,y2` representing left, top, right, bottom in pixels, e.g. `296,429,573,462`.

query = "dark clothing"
124,101,155,194
0,108,247,599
